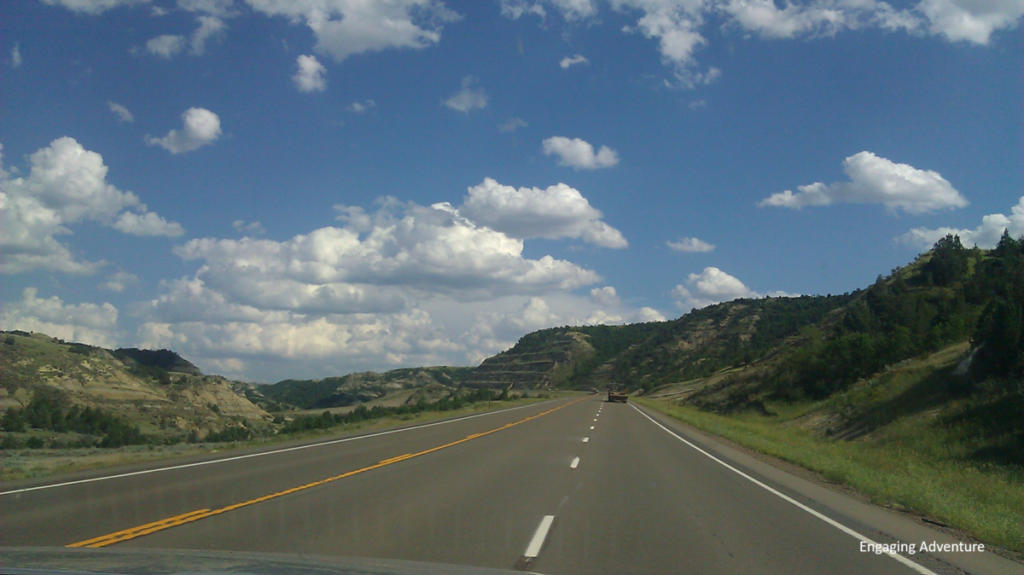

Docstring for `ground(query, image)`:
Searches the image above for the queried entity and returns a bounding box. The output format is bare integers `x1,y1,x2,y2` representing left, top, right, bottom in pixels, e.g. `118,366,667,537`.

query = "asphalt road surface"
2,396,1022,575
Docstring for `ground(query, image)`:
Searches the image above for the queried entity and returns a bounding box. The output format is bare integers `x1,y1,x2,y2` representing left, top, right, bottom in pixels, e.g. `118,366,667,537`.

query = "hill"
0,332,269,446
252,366,476,410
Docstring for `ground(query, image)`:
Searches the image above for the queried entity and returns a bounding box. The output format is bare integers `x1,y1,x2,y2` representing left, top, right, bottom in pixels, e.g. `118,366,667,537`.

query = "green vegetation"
1,388,147,448
279,387,514,436
637,366,1024,553
259,366,475,410
111,347,201,375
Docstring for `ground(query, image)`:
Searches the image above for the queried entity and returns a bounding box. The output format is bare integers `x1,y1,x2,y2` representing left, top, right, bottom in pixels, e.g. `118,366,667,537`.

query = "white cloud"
499,118,528,133
178,0,238,17
672,266,793,310
348,99,376,113
232,219,266,235
510,0,1017,88
0,138,184,274
0,288,119,348
171,199,601,311
542,136,620,170
146,34,187,58
145,107,222,154
151,5,169,15
131,193,650,378
100,270,139,293
245,0,460,63
759,151,968,215
444,76,488,113
719,0,918,39
190,15,226,55
293,54,327,93
668,237,715,252
41,0,149,15
636,306,666,322
560,54,589,68
898,196,1024,250
500,0,547,19
918,0,1024,43
455,178,628,248
108,101,135,123
550,0,599,20
113,211,186,237
144,16,225,59
689,99,707,110
590,286,620,307
615,0,711,86
11,44,22,68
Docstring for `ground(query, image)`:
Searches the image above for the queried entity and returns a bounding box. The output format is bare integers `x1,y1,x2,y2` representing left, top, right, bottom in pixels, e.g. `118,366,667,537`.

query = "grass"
634,346,1024,554
0,394,561,483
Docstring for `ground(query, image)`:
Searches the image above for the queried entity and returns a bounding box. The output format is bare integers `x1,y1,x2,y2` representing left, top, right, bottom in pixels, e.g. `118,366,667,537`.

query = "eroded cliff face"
0,332,269,439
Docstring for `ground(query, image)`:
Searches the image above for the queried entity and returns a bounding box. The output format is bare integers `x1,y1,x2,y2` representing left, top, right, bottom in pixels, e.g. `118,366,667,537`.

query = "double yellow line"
69,397,586,548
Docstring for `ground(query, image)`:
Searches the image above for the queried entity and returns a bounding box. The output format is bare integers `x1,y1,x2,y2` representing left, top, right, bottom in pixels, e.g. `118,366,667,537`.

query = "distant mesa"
112,348,202,376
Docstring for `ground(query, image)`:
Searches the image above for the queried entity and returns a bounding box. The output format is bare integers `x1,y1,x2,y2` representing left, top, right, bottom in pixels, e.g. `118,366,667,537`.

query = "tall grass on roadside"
635,397,1024,553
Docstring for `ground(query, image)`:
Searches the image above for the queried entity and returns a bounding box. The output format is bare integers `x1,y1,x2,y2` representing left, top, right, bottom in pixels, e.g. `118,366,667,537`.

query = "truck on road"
607,383,628,403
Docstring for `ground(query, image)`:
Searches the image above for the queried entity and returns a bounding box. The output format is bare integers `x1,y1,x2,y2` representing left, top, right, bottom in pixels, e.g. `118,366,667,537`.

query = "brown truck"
607,383,628,403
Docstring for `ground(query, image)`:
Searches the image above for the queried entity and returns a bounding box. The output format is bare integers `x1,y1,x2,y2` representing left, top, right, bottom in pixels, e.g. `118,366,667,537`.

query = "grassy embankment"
0,393,571,483
635,344,1024,554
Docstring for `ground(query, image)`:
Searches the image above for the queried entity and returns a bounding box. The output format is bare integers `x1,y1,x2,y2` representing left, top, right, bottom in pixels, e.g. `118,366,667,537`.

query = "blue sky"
1,0,1022,382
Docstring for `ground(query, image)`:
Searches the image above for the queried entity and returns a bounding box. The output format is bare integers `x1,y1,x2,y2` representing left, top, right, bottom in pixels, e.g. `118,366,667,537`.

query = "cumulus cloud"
898,196,1024,250
668,237,715,253
672,266,792,310
636,306,667,322
499,117,528,133
542,136,619,170
500,0,548,19
143,15,225,59
0,138,184,274
590,286,620,307
759,151,968,215
145,107,222,154
293,54,327,93
560,54,589,68
41,0,149,15
454,178,628,248
178,0,238,18
348,99,376,113
146,34,186,58
245,0,460,63
100,270,139,293
190,15,226,55
113,211,186,237
11,44,22,68
232,219,266,236
444,76,488,113
108,101,135,123
918,0,1024,43
132,194,644,378
0,288,119,348
507,0,1019,86
171,199,601,312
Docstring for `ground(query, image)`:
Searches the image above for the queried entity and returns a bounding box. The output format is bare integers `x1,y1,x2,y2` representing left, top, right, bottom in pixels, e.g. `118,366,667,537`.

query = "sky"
1,0,1021,382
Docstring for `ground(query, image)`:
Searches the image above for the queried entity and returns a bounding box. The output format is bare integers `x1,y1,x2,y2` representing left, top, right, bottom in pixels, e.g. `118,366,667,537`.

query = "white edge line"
590,425,594,430
524,515,555,558
0,400,550,497
583,437,589,443
629,404,936,575
570,457,580,469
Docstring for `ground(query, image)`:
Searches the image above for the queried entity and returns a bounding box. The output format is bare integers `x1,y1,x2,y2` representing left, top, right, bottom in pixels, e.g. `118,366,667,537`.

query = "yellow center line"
68,396,587,548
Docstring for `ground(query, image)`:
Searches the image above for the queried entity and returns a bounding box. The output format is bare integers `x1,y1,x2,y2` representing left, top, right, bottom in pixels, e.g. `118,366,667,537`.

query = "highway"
2,396,1021,575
